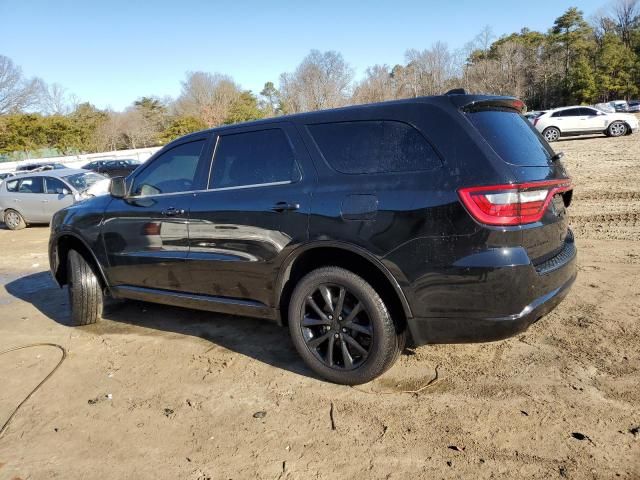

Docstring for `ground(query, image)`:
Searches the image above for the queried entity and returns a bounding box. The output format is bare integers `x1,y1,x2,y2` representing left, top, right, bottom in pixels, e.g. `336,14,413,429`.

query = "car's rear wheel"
67,249,103,325
288,267,402,385
607,121,627,137
4,209,26,230
542,127,560,142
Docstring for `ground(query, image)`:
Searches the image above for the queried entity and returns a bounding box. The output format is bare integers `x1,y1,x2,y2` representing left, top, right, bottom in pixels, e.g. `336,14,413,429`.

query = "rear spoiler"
444,90,526,113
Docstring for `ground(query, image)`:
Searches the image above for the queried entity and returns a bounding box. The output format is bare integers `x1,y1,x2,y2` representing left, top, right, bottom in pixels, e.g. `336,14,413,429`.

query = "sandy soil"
0,130,639,480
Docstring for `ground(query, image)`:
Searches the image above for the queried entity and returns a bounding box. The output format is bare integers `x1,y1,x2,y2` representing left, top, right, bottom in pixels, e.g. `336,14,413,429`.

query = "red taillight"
458,179,572,226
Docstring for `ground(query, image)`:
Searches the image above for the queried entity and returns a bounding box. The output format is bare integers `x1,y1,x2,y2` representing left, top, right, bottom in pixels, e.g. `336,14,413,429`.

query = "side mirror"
110,176,127,199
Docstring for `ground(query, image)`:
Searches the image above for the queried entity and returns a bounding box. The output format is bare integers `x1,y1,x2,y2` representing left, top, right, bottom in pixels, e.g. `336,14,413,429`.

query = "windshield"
63,172,106,191
466,109,553,167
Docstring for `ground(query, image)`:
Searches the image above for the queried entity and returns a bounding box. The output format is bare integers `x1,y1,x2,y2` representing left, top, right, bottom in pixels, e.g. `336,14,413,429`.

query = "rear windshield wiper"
551,152,564,162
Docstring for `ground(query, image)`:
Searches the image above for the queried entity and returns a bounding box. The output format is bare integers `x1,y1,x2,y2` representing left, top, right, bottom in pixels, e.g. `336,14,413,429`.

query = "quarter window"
308,120,441,174
132,140,205,196
210,129,299,189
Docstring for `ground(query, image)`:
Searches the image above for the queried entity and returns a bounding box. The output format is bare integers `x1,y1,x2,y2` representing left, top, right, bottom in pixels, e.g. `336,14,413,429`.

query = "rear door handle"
271,201,300,212
161,207,185,217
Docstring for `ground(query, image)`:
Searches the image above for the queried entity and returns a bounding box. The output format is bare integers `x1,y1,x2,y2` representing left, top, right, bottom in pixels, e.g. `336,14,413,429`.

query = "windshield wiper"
551,152,564,162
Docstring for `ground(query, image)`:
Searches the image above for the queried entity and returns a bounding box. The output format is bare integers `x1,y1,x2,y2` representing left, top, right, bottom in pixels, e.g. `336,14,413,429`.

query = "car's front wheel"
288,267,402,385
4,209,26,230
542,126,561,142
607,121,627,137
67,249,103,325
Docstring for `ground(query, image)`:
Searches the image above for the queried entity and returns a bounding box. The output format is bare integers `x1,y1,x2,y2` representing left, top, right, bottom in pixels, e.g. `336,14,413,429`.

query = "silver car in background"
0,169,109,230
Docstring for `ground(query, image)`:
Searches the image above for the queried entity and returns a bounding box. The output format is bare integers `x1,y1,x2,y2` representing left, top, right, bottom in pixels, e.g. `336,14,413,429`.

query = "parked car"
81,159,141,178
49,92,577,384
0,169,109,230
533,105,639,142
524,110,547,123
610,100,629,112
16,162,68,172
628,101,640,113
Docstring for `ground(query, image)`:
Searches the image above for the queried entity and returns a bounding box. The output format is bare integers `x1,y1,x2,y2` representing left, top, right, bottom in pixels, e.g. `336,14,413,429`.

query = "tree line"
1,1,639,160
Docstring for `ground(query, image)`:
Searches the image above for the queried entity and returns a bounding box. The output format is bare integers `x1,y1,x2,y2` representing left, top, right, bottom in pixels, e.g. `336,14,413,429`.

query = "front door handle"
271,201,300,212
161,207,185,217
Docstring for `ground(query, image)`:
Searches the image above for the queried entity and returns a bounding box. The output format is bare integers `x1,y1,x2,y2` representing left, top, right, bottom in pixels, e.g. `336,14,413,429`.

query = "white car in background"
533,105,639,142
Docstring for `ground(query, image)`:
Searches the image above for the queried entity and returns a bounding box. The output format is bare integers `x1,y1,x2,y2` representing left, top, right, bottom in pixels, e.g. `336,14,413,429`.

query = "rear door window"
308,120,441,174
18,177,44,193
209,128,299,189
466,110,552,167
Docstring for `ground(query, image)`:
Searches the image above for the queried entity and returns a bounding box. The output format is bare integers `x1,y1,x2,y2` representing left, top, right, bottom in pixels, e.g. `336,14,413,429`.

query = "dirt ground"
0,130,639,480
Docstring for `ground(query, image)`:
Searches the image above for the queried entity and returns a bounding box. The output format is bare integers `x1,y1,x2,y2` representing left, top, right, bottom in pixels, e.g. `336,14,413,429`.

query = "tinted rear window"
467,110,552,167
210,129,299,189
308,120,441,174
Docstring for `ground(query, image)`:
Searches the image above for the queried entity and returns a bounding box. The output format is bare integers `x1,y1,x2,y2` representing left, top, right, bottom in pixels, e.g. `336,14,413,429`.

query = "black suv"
49,93,577,384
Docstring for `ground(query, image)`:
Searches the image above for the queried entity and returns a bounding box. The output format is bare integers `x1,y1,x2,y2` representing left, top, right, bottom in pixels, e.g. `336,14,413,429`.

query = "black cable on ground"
0,343,67,439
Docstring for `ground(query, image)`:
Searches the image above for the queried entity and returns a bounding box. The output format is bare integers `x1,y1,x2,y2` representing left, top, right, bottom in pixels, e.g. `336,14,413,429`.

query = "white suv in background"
533,105,638,142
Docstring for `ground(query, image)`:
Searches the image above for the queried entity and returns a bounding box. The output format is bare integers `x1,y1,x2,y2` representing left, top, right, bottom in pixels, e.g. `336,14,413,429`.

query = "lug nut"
342,328,347,333
328,315,333,320
334,333,339,339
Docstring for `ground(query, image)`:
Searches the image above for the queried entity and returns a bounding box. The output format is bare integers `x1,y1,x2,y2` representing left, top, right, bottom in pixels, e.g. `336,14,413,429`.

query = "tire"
67,249,103,325
607,121,627,137
288,267,402,385
542,127,560,142
4,209,26,230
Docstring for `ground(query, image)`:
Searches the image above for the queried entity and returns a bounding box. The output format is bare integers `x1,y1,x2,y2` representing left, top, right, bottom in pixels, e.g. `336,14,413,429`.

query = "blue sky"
2,0,606,110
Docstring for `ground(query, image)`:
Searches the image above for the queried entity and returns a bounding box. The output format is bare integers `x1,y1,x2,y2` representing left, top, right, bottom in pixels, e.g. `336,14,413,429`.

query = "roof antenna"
445,88,466,95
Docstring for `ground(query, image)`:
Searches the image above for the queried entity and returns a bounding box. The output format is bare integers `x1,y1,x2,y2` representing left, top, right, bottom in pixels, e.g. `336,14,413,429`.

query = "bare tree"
120,108,159,149
93,112,124,151
174,72,241,127
352,65,398,104
279,50,353,113
0,55,42,114
39,82,78,115
403,42,456,96
612,0,639,47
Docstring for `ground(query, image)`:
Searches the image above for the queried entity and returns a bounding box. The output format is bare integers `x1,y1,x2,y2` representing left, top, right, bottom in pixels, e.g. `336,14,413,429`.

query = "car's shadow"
5,271,316,380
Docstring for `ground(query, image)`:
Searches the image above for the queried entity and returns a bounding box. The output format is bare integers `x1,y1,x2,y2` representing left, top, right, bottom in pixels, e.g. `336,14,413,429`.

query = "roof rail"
445,88,467,95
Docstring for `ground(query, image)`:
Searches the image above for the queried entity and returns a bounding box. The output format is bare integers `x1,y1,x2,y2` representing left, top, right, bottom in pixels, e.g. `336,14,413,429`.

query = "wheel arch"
52,232,109,291
275,242,413,333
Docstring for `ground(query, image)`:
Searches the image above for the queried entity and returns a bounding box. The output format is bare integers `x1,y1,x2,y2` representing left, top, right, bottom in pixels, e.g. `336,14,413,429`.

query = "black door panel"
102,195,193,289
185,123,314,306
100,135,213,290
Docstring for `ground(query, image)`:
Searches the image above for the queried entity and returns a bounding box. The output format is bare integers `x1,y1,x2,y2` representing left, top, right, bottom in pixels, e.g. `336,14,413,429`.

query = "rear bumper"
406,234,577,345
